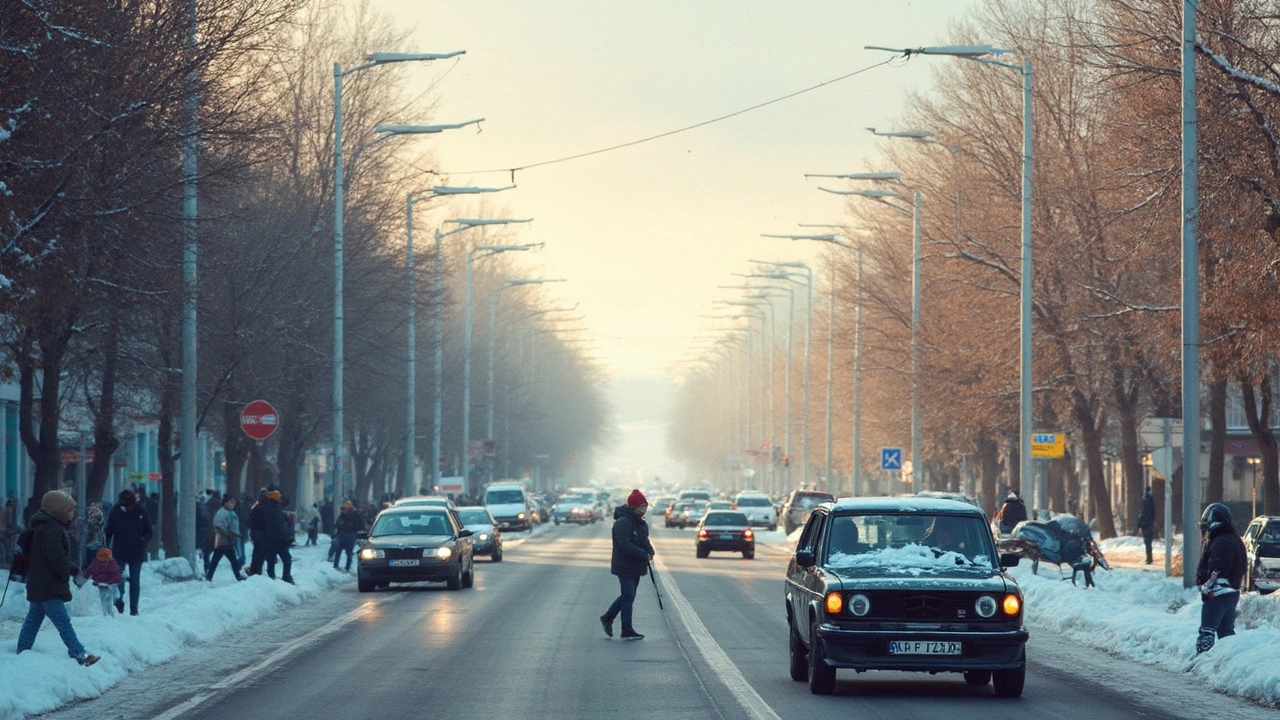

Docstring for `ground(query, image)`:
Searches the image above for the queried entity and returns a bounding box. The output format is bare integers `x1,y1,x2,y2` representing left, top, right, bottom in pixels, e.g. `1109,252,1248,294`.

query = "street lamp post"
737,275,796,488
333,49,464,507
405,186,514,494
465,241,540,497
867,43,1034,512
715,301,768,489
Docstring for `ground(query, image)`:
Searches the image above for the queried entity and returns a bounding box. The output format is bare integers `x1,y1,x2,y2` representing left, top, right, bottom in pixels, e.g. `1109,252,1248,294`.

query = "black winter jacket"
263,499,292,550
1138,494,1156,531
105,501,153,564
335,510,364,534
610,505,654,577
1196,523,1247,590
26,510,78,603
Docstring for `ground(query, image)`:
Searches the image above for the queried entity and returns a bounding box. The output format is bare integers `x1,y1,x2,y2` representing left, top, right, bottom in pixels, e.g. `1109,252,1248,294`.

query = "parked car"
784,497,1027,696
552,495,598,525
697,511,755,559
356,506,475,592
1243,515,1280,594
455,506,503,562
781,490,835,535
734,491,778,531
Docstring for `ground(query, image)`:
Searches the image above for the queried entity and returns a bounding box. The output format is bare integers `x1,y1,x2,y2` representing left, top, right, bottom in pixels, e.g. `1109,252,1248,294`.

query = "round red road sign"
240,400,280,441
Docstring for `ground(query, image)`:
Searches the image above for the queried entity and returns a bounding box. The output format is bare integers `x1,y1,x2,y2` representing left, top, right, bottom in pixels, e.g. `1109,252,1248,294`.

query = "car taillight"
742,529,754,540
698,529,708,540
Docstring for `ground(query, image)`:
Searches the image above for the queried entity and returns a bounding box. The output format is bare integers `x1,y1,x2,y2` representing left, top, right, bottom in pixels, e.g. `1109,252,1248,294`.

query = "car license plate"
389,559,420,567
887,640,961,655
719,533,734,540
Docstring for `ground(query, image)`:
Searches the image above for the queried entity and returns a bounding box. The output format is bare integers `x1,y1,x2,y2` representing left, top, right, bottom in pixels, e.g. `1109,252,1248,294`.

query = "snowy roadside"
0,524,544,720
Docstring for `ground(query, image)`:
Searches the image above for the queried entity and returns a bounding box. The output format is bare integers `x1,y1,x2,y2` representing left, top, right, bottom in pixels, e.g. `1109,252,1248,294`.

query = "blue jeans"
604,575,640,628
117,558,143,614
17,599,86,658
1198,592,1239,653
334,532,356,570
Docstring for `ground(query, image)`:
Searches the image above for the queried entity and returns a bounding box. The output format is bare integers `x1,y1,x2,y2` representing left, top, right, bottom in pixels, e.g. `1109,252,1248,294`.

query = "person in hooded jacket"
262,488,294,583
995,491,1028,534
599,489,655,640
1194,503,1247,654
16,491,100,665
105,489,152,616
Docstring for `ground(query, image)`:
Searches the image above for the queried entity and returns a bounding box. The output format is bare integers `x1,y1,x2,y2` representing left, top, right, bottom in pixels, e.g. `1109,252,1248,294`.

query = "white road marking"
653,555,785,720
150,593,404,720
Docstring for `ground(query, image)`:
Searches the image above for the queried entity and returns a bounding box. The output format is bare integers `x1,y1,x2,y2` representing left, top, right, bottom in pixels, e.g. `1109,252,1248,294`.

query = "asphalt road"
42,520,1276,720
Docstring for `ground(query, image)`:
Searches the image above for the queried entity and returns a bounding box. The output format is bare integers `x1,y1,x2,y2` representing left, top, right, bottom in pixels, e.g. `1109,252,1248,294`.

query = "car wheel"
743,550,754,560
446,562,463,591
964,670,991,686
462,561,475,589
808,620,836,694
992,651,1026,698
696,546,709,559
357,577,375,593
788,618,808,681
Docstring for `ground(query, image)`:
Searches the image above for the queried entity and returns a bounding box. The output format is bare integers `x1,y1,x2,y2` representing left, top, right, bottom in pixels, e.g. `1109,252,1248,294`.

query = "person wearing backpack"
15,490,100,666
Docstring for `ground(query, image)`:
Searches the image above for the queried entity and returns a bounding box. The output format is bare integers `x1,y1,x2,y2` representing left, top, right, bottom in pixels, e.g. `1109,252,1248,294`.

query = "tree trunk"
1240,378,1280,515
87,315,121,504
977,428,1001,517
1074,388,1117,538
222,400,252,499
1112,367,1144,535
1206,376,1227,505
18,327,74,500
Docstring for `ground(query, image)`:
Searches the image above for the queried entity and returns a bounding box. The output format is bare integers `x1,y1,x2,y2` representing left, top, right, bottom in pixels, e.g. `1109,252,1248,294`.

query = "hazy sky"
376,1,983,476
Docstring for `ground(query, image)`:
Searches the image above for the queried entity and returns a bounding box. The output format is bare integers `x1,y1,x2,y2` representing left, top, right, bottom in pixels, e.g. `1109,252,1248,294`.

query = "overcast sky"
376,0,983,478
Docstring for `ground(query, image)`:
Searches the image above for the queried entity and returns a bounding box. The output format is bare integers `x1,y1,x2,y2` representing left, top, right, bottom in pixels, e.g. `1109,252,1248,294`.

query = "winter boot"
76,654,100,667
1196,627,1216,655
620,627,644,641
599,614,614,637
114,597,125,614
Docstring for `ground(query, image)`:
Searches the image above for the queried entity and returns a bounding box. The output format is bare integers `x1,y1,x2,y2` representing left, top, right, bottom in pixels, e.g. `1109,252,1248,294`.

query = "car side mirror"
356,531,368,541
795,549,816,568
1000,552,1020,568
458,528,473,538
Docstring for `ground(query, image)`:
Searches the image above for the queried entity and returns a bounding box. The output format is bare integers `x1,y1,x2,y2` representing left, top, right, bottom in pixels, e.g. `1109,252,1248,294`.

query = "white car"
733,492,777,531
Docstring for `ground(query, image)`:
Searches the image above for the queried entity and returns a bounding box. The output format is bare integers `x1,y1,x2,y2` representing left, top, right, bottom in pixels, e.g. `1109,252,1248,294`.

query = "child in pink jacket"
83,547,123,616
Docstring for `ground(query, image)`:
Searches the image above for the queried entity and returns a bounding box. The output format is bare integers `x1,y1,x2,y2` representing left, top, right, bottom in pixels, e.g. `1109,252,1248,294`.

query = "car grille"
383,547,424,560
862,590,985,620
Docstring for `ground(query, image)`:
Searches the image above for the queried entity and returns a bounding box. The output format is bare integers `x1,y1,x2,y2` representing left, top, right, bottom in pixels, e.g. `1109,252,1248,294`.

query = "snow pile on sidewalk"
0,544,351,720
1012,562,1280,705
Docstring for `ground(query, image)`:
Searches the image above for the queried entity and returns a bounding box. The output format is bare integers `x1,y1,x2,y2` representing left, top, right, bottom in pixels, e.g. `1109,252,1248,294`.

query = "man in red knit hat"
600,489,655,640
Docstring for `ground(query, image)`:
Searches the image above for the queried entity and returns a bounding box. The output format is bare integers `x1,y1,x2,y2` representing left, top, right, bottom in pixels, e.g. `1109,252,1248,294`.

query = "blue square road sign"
881,447,903,471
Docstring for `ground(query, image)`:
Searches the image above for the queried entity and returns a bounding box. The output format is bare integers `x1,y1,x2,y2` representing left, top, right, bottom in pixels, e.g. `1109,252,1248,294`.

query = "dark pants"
1141,527,1154,563
604,575,640,628
248,540,277,578
206,546,244,581
1197,592,1240,653
334,532,356,570
116,558,143,614
306,525,318,546
276,546,293,582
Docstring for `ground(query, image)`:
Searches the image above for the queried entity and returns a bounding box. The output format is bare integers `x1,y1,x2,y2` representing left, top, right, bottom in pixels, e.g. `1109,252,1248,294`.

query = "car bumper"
472,540,497,555
1253,569,1280,591
815,624,1029,672
358,560,457,583
698,540,753,552
494,518,531,531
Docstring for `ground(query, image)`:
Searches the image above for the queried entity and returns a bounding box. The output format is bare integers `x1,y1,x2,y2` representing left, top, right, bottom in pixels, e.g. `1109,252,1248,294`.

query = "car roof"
827,496,986,516
379,506,449,516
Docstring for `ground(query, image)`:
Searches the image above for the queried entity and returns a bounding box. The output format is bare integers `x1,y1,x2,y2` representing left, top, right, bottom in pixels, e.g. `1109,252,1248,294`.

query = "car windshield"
736,496,771,507
371,512,452,538
487,490,524,504
400,498,447,506
704,512,748,527
1261,522,1280,543
823,513,996,572
795,493,834,510
456,509,492,525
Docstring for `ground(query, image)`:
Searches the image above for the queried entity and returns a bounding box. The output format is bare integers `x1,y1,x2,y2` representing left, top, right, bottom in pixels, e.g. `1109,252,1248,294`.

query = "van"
485,482,533,532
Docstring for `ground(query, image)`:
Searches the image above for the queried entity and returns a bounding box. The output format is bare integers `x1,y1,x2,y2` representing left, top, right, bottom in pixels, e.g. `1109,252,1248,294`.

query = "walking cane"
648,560,663,611
1,574,10,608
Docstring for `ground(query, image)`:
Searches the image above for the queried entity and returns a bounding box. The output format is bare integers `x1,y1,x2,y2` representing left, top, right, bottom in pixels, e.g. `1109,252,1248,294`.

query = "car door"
447,509,473,564
788,510,829,641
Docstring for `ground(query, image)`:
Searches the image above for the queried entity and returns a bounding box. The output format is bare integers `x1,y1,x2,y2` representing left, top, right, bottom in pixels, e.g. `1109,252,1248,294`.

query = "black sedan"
784,497,1027,697
356,506,475,592
456,506,503,562
696,511,755,559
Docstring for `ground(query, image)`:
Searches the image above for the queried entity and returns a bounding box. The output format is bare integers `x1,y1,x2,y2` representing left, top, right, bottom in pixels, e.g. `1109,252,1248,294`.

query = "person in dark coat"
996,491,1028,534
15,491,99,665
1138,487,1157,564
599,489,655,640
262,488,294,583
1195,503,1247,654
245,489,277,579
333,501,364,572
104,489,153,616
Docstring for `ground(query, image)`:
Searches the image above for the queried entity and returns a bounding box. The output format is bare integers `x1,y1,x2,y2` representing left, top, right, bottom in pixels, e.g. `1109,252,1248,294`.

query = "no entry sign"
240,400,280,441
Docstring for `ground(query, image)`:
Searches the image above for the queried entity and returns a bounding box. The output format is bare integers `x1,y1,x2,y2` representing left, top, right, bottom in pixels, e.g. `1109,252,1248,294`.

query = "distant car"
357,506,475,592
650,496,675,520
709,500,734,511
781,490,836,535
393,495,456,510
678,489,713,504
680,501,710,529
697,511,755,559
553,495,598,525
734,491,778,531
667,500,693,528
784,497,1027,696
1243,515,1280,594
455,506,503,562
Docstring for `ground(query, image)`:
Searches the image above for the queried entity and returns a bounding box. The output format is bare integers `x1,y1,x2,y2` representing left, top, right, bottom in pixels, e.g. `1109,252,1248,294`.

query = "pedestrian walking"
246,489,277,579
263,487,295,584
206,494,246,582
15,490,100,666
104,489,153,616
600,489,655,641
303,503,320,546
82,547,123,617
995,491,1028,534
1195,503,1247,654
333,502,363,572
79,503,106,568
1138,486,1156,564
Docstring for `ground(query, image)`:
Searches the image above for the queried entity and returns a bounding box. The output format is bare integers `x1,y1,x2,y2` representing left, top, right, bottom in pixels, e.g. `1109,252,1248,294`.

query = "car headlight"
359,548,383,560
975,595,998,618
848,593,871,617
517,512,526,519
825,591,844,615
1002,593,1022,616
431,546,453,560
477,533,489,541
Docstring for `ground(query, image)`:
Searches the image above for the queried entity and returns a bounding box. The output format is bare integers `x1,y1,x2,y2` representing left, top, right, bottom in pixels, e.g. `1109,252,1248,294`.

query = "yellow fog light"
825,591,844,615
1002,593,1022,616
